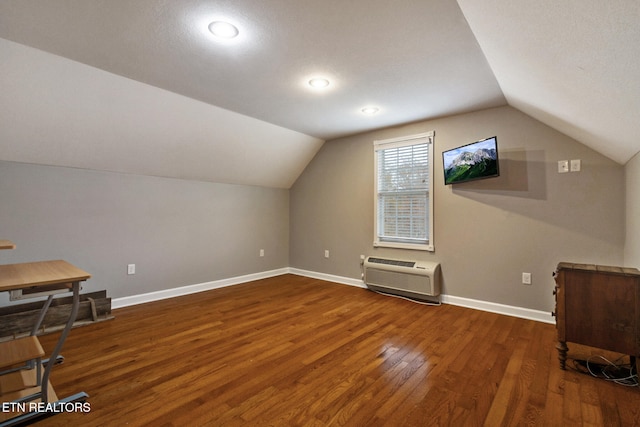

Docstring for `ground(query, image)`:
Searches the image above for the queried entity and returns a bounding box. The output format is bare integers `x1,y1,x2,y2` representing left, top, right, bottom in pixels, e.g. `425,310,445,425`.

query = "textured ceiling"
0,0,505,141
0,0,638,189
458,0,640,164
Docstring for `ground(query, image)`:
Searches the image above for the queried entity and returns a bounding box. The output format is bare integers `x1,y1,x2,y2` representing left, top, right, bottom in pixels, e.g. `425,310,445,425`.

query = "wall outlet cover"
558,160,569,173
570,159,581,172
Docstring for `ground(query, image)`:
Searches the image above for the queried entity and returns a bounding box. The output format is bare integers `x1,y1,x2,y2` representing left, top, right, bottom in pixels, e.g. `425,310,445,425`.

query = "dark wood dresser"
553,262,640,370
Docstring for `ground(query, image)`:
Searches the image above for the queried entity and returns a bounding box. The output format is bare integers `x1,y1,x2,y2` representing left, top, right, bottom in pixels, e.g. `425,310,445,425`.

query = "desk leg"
30,295,54,336
41,281,81,403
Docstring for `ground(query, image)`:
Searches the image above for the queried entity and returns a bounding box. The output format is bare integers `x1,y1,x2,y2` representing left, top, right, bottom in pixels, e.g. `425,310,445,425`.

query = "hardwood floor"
31,274,638,426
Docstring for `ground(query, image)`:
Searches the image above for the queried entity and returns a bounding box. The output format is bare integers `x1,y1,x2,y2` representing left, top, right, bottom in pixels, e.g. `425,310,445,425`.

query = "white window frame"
373,131,434,251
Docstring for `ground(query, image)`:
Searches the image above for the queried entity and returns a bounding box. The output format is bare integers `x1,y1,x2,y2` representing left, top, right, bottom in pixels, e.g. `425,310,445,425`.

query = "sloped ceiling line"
0,0,638,189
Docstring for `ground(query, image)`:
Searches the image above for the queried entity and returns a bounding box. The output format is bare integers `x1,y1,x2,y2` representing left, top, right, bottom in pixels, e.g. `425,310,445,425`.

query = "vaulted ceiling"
0,0,638,188
458,0,640,165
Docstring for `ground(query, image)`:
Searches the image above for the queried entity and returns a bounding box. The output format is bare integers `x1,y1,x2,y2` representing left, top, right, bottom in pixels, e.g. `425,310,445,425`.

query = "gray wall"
290,106,625,312
1,105,629,314
0,161,289,300
626,152,640,266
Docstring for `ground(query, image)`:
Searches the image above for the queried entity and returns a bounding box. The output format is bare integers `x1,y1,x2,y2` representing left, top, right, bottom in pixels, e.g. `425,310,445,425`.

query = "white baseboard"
288,268,367,288
112,267,554,324
289,268,554,324
112,268,288,309
441,295,554,324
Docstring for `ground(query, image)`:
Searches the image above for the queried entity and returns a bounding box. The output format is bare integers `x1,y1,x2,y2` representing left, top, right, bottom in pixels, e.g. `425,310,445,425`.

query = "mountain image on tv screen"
443,137,499,185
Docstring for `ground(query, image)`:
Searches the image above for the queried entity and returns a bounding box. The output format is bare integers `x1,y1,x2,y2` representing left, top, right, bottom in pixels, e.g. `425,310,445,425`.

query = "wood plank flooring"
29,274,638,426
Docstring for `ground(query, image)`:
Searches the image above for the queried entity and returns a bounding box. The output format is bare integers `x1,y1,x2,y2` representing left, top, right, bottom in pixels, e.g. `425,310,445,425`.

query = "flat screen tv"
442,136,499,185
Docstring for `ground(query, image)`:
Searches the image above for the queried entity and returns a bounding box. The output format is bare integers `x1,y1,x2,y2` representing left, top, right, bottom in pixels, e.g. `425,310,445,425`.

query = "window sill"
373,241,434,252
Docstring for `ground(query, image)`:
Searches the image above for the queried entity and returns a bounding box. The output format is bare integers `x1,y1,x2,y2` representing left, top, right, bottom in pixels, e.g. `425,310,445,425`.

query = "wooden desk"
0,260,90,426
0,260,91,300
0,260,90,289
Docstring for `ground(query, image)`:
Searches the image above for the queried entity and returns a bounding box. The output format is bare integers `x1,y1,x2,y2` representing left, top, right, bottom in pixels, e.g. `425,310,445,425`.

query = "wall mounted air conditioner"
364,256,441,298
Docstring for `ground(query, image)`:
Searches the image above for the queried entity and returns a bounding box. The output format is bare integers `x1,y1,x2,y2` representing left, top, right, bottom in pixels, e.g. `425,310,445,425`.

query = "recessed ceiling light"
308,78,330,89
361,107,380,115
208,21,239,38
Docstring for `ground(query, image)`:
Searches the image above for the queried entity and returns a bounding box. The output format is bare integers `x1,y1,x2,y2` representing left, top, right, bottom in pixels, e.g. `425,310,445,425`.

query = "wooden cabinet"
553,262,640,370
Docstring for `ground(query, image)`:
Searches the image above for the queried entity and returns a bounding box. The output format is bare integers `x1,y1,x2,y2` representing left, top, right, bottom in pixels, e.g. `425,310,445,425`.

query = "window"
374,131,434,251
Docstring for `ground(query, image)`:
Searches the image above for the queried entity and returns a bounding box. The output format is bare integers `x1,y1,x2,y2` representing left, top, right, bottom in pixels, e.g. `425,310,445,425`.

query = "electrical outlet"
570,159,581,172
127,264,136,275
558,160,569,173
260,249,264,257
324,250,330,258
522,272,531,285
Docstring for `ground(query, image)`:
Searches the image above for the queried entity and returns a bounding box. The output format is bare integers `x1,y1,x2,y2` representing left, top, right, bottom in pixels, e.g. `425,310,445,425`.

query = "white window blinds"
374,132,434,250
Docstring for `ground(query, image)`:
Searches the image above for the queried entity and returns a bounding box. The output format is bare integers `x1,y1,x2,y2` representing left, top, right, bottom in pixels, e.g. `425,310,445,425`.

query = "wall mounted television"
442,136,499,185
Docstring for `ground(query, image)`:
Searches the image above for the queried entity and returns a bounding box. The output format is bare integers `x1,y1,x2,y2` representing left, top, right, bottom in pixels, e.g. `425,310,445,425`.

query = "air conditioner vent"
367,257,416,268
364,256,441,298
